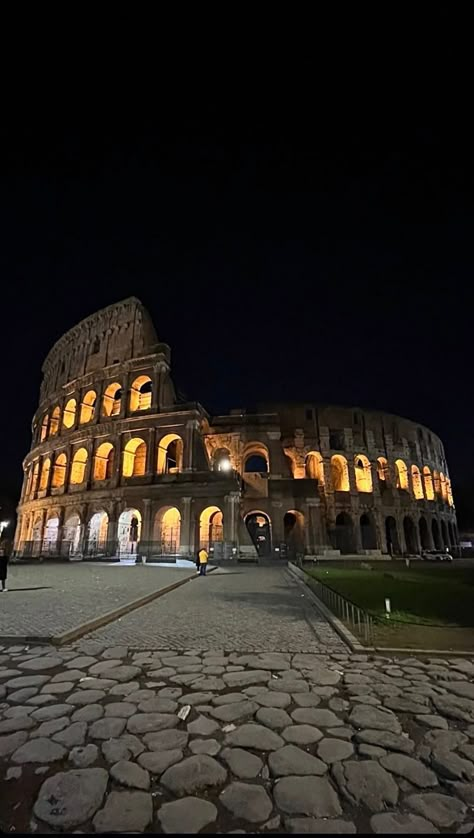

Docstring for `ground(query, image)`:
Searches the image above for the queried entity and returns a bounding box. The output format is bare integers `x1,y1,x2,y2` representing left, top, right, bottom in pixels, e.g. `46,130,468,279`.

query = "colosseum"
14,297,458,562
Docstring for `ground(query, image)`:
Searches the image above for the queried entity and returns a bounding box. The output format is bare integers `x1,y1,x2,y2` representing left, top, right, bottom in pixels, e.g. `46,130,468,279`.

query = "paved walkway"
1,642,473,833
86,566,347,652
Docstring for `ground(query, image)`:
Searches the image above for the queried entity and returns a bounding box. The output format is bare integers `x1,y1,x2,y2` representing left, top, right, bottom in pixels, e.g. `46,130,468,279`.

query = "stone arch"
305,452,325,484
52,453,67,488
63,513,82,556
70,448,88,485
42,514,59,554
87,510,109,555
423,466,435,500
433,470,441,496
441,519,449,548
331,455,350,492
153,506,181,554
123,438,147,477
63,398,77,429
360,513,377,549
332,512,355,554
31,462,40,498
94,442,115,481
385,516,400,555
199,505,224,550
432,519,442,550
377,457,389,483
157,433,183,475
40,414,49,442
447,479,454,507
245,511,272,557
102,382,122,417
129,375,152,412
440,473,448,503
419,516,430,549
354,454,373,493
395,459,409,490
284,509,305,555
80,390,97,424
243,443,270,474
39,457,51,491
49,406,61,437
411,466,424,500
117,508,142,556
403,516,418,554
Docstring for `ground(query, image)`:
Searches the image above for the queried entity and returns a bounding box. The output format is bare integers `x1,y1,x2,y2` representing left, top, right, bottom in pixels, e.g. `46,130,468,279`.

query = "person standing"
198,547,208,576
0,537,11,592
195,549,201,575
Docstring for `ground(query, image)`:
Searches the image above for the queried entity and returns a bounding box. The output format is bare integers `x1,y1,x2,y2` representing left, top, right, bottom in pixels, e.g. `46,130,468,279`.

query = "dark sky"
1,125,473,501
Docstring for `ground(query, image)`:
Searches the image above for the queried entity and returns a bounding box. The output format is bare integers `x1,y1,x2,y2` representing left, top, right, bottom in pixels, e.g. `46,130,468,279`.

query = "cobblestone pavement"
0,563,194,638
87,566,347,652
1,643,474,833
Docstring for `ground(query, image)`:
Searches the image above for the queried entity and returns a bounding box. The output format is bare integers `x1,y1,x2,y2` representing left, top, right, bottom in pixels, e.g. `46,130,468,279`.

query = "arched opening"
245,512,272,557
52,453,67,488
411,465,424,500
331,455,350,491
49,406,60,436
117,508,142,556
30,462,39,497
403,516,418,554
31,515,43,550
157,434,183,475
42,516,59,555
40,414,49,442
199,506,224,551
86,511,109,556
63,513,82,556
377,457,389,483
24,467,33,499
360,513,377,549
80,390,97,424
354,455,373,493
433,470,441,497
152,506,181,554
385,516,400,555
39,457,51,492
449,522,456,547
305,452,325,484
244,454,269,473
129,375,152,412
123,438,147,477
63,398,77,429
419,517,430,549
284,510,305,556
332,512,355,554
423,466,435,500
102,383,122,417
213,448,232,473
440,473,448,503
70,448,88,485
441,520,449,548
94,442,115,481
432,519,442,550
447,479,454,507
395,459,409,490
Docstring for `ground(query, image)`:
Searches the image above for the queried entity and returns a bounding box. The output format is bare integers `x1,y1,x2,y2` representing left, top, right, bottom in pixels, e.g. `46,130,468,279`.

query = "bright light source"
219,458,232,472
1,521,8,528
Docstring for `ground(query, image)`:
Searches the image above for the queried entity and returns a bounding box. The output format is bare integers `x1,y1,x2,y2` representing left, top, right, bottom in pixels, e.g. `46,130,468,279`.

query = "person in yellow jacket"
198,547,209,576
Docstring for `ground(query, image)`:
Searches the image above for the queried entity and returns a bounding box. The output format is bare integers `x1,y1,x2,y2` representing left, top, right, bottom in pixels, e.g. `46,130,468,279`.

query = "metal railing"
306,575,375,644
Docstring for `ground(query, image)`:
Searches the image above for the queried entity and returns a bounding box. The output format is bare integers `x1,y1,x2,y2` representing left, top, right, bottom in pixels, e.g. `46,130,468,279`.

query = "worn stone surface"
0,730,28,757
11,738,67,764
93,790,153,832
158,796,218,834
221,747,263,778
431,749,474,781
334,760,399,811
291,707,342,727
110,759,150,790
269,744,327,776
355,729,415,753
282,724,323,745
34,768,108,828
143,729,189,751
225,723,284,751
211,701,258,723
318,737,354,763
273,776,342,817
89,717,126,739
370,812,440,833
256,707,292,729
285,817,356,833
161,754,227,795
138,749,183,774
220,781,273,822
349,704,401,733
69,743,99,768
407,792,467,827
53,721,87,748
381,753,438,788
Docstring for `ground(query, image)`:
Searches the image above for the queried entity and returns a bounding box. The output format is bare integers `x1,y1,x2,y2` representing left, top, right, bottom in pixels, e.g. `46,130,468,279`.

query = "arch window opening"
355,455,373,493
403,516,418,554
214,448,232,472
245,512,272,557
331,455,350,492
332,512,355,554
80,390,97,424
39,457,51,492
244,454,269,473
433,470,441,496
49,406,60,437
441,519,449,549
103,383,122,417
284,510,305,557
63,514,81,557
377,457,389,483
70,448,88,485
30,462,40,497
117,508,142,557
52,453,67,488
305,452,325,484
360,513,377,549
123,438,147,477
157,434,183,474
199,506,224,552
41,414,49,442
94,442,115,481
411,465,424,500
87,511,109,556
423,466,435,501
449,522,456,547
419,517,430,550
432,519,442,550
42,516,59,555
447,479,454,507
153,506,181,555
395,459,409,490
63,398,77,429
130,375,152,412
385,516,400,555
440,473,448,503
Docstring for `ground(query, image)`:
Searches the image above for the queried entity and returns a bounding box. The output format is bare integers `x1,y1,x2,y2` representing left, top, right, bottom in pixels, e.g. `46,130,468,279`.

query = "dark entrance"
360,513,377,549
284,511,305,558
441,520,449,548
419,517,430,550
245,513,272,557
385,516,400,555
332,512,355,554
403,516,418,554
432,519,442,550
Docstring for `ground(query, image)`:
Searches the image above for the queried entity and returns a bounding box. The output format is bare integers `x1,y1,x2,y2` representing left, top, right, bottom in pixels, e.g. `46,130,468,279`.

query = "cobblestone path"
1,640,474,833
87,566,346,652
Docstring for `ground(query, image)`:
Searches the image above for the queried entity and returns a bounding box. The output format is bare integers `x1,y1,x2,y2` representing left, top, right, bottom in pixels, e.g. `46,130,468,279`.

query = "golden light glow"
377,457,389,481
70,448,88,484
63,398,77,429
305,451,325,484
447,479,454,506
94,442,114,480
80,390,96,424
31,462,39,497
440,472,448,502
123,437,147,477
157,433,183,474
433,470,441,496
88,511,109,550
102,383,122,417
49,406,60,436
199,505,223,547
129,375,152,412
52,453,67,488
39,457,51,491
25,467,33,498
155,506,181,551
423,466,434,500
395,459,408,490
411,465,424,499
354,454,373,492
41,414,49,442
331,454,350,491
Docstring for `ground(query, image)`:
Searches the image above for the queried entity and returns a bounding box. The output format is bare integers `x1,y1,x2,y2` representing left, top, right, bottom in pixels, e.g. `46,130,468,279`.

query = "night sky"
1,127,473,516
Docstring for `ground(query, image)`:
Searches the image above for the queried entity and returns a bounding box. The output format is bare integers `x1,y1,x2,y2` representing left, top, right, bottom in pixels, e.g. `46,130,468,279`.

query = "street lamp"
0,521,9,536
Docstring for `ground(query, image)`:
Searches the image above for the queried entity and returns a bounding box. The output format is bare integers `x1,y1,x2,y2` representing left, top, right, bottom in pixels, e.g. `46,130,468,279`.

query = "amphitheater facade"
14,298,457,561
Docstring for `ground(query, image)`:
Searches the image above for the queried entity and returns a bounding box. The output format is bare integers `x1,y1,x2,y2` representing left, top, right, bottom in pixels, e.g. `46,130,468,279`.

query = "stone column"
106,502,119,557
183,420,199,472
179,497,193,556
83,442,94,490
146,429,156,477
224,492,240,548
306,500,321,554
56,507,66,558
140,498,152,560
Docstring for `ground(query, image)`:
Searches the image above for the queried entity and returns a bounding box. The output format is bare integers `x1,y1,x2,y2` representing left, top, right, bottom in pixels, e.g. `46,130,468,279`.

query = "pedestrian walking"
198,547,208,576
195,549,201,574
0,537,12,592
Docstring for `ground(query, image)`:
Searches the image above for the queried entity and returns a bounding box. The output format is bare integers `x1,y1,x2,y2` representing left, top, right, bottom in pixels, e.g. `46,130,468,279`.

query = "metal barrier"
306,575,375,644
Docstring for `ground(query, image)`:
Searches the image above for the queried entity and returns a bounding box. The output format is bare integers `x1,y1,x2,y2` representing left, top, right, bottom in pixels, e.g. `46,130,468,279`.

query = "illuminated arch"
102,383,122,417
24,466,33,499
63,398,77,429
30,461,40,497
70,448,88,485
377,457,389,482
80,390,97,424
117,508,142,555
354,454,373,493
423,466,435,501
154,506,181,553
123,438,147,477
63,513,81,556
52,453,67,488
411,465,424,500
440,472,448,503
447,479,454,507
331,455,350,491
305,451,325,484
94,442,115,481
129,375,152,412
49,406,60,436
213,447,232,473
87,510,109,554
245,511,272,557
433,470,441,496
395,459,408,490
284,509,305,553
39,457,51,491
40,414,49,442
199,505,224,549
157,433,183,474
43,515,59,553
243,442,270,474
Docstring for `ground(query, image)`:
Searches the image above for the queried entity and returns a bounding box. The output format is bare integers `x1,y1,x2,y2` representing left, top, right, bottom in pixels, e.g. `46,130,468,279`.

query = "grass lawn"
305,565,474,651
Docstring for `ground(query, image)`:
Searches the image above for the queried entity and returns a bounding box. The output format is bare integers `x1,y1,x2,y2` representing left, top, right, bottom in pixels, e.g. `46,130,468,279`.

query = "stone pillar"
183,420,199,472
56,508,66,558
106,502,119,557
224,492,240,547
306,500,321,554
146,429,156,477
179,496,193,556
83,443,94,490
120,372,131,419
140,498,152,560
